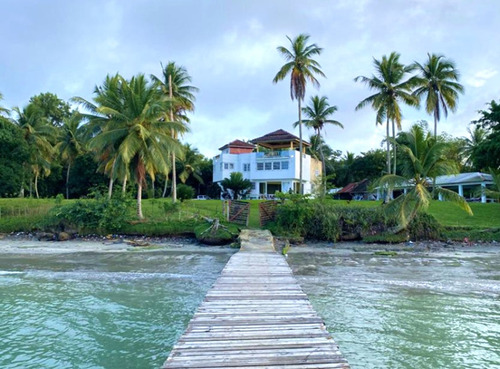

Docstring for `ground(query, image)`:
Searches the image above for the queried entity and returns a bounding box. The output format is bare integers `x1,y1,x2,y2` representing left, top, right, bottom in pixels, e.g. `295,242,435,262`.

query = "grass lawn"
0,198,498,239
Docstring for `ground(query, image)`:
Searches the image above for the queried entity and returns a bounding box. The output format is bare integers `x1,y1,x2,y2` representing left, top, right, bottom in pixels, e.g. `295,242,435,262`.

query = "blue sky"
1,0,499,158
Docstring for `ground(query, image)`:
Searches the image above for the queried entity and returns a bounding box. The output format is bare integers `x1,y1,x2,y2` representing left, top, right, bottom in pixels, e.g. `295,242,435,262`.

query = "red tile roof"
337,179,370,194
218,139,255,151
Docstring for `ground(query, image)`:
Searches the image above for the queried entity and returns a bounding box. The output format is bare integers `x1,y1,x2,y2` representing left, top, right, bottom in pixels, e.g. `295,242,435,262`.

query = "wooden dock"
162,230,350,368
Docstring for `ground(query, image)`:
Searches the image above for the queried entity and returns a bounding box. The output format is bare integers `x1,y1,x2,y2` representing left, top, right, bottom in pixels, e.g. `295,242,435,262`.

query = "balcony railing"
256,150,293,159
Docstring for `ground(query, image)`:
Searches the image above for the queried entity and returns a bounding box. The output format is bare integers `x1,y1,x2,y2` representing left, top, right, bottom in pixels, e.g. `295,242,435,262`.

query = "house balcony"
255,150,294,159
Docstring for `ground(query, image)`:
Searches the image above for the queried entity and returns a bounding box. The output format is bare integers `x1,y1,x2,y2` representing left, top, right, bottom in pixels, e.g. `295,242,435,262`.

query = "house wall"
213,150,318,196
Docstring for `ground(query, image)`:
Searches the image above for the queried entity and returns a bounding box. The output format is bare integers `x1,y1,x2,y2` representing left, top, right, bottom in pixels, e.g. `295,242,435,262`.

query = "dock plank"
162,230,349,368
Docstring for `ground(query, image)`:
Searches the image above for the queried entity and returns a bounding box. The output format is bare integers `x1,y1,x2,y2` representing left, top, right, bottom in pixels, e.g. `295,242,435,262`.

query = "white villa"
213,129,322,198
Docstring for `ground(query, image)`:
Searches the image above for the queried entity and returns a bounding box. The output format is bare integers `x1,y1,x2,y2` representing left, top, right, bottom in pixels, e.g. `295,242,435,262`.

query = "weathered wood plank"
162,230,349,368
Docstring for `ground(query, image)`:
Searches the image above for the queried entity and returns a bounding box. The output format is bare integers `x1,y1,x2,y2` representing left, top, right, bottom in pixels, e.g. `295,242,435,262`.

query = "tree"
0,92,10,117
12,104,56,198
273,34,325,194
82,74,183,219
221,172,252,199
177,143,204,185
355,52,418,177
294,95,343,189
0,118,29,196
29,92,72,127
462,126,487,171
379,124,472,228
55,112,85,199
484,168,500,201
151,62,197,201
413,53,464,138
471,99,500,170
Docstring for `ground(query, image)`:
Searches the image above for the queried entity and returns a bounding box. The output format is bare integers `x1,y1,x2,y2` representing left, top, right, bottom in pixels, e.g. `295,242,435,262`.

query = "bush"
177,184,195,202
51,193,132,233
407,212,442,241
273,199,391,242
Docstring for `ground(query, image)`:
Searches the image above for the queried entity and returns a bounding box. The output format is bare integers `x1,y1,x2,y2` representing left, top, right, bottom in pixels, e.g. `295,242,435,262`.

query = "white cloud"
465,68,498,88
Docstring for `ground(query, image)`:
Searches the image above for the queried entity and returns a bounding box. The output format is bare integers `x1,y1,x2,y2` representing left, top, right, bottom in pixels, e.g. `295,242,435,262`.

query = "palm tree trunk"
66,163,71,199
298,99,303,195
34,173,39,199
162,174,169,198
386,118,391,175
434,114,437,139
108,177,114,199
318,131,327,196
152,179,155,198
122,176,127,193
137,182,144,219
392,119,397,175
169,74,177,203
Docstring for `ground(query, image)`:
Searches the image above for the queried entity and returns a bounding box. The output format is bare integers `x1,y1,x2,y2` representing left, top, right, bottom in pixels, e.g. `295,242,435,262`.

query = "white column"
458,184,463,197
376,188,381,200
403,188,407,195
438,192,443,201
481,183,486,203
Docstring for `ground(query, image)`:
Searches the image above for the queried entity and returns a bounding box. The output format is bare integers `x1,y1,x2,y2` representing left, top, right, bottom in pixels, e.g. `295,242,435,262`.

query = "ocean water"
1,242,499,369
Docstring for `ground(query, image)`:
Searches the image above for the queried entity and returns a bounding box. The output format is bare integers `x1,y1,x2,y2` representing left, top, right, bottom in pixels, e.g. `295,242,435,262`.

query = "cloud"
464,69,498,88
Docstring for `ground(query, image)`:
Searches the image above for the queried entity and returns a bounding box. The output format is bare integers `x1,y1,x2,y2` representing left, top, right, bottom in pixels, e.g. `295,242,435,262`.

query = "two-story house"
213,129,322,198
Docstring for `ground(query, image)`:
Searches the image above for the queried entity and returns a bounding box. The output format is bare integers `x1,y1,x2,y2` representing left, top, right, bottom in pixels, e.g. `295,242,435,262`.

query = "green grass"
0,198,498,240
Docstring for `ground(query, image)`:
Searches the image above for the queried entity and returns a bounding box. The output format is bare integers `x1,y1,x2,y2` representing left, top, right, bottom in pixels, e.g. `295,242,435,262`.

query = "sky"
1,0,499,159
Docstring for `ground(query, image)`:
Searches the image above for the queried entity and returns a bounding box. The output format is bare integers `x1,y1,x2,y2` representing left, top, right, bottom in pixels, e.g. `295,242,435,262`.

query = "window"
281,161,289,170
257,163,264,171
224,163,229,170
273,161,280,170
265,162,272,170
251,182,256,190
229,163,234,169
243,163,250,172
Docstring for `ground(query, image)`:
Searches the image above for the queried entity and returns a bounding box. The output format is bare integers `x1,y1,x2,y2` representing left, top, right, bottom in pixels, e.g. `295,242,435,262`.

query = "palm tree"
273,34,325,194
151,62,197,201
484,168,500,202
462,126,487,170
294,95,343,191
80,74,184,218
56,112,85,199
379,124,472,228
0,92,10,116
12,104,55,198
177,143,204,185
413,53,464,138
355,52,419,177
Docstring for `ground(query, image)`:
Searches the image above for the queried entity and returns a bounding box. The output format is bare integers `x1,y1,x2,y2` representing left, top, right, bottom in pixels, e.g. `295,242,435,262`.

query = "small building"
334,179,373,200
213,129,323,198
436,172,494,203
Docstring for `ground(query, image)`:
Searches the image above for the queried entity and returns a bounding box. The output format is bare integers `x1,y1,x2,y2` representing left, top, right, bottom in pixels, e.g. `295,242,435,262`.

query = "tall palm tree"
462,126,487,170
12,104,55,198
379,124,472,228
73,74,126,198
273,34,325,194
151,62,197,201
294,95,343,190
56,112,85,199
413,53,464,138
80,74,184,218
355,52,418,177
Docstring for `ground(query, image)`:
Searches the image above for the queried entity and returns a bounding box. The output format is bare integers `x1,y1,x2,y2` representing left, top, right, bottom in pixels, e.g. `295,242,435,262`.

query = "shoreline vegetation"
0,198,499,245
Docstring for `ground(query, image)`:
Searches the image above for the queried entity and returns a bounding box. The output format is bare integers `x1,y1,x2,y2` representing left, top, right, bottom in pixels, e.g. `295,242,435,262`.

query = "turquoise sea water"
288,246,500,369
0,248,234,369
1,243,499,369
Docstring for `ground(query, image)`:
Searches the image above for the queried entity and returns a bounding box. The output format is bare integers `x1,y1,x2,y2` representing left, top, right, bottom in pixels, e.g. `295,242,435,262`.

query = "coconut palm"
462,126,487,170
0,92,10,116
355,52,419,176
413,53,464,138
12,104,56,198
294,95,343,190
177,143,204,185
379,124,472,228
80,74,184,218
484,168,500,202
273,34,325,194
56,112,85,199
151,62,196,201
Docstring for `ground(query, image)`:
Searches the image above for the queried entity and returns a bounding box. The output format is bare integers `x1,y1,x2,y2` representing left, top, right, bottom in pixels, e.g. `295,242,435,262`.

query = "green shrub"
407,212,442,241
51,193,132,233
177,184,195,202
